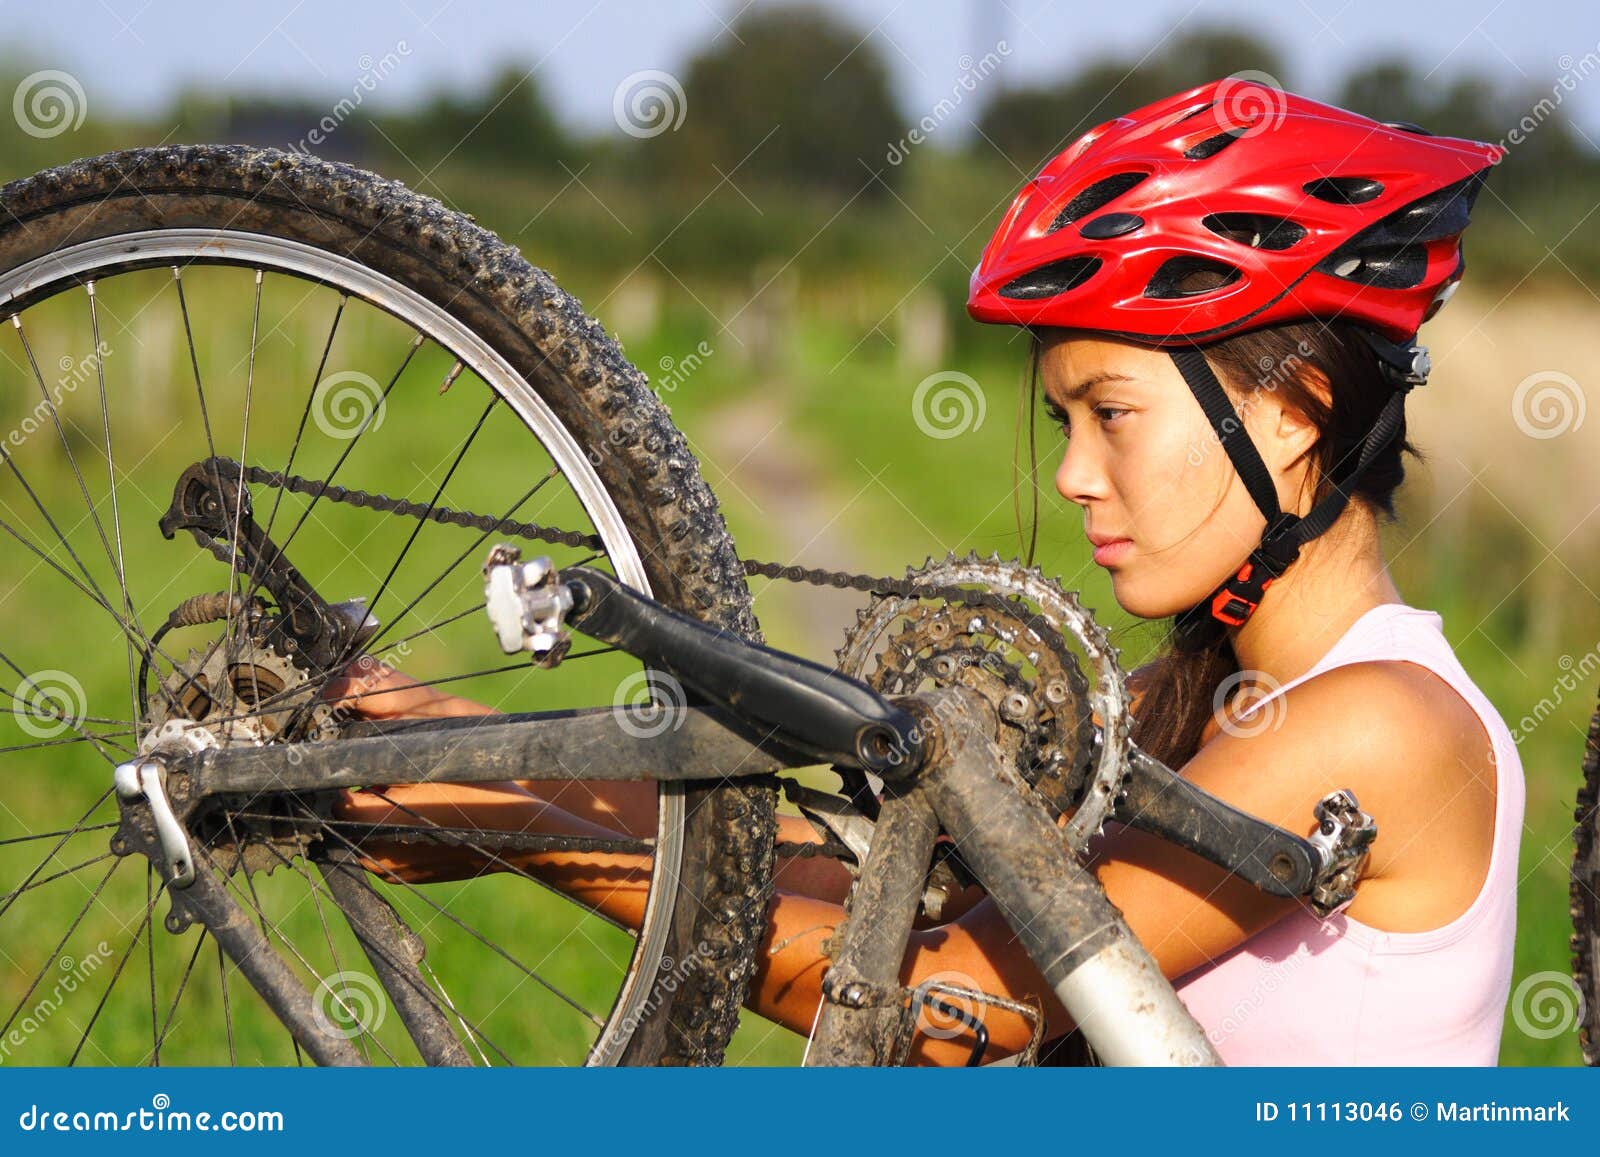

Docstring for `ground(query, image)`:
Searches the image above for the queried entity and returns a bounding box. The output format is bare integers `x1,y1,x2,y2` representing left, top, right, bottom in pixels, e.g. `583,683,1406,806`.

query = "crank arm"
485,551,924,774
1113,744,1324,899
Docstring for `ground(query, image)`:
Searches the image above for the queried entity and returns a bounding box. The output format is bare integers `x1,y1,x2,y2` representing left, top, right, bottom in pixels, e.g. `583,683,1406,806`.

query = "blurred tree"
650,3,903,200
973,26,1288,170
377,64,572,175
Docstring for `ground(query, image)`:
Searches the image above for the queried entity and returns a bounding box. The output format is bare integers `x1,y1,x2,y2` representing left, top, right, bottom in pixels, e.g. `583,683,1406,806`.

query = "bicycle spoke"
0,784,117,923
242,292,347,648
206,846,400,1065
353,467,561,661
0,851,118,909
69,874,167,1065
301,803,606,1028
0,820,118,848
86,282,143,729
0,856,122,1040
10,315,140,630
216,939,236,1064
218,270,266,746
239,332,426,615
146,865,158,1065
150,926,208,1061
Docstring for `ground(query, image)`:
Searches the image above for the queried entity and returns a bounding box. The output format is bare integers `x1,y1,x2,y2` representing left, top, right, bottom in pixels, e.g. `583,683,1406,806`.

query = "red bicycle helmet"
966,76,1501,646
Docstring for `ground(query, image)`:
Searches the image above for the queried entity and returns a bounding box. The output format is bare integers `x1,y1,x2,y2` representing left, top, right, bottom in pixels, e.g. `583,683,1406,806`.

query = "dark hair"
1020,319,1426,769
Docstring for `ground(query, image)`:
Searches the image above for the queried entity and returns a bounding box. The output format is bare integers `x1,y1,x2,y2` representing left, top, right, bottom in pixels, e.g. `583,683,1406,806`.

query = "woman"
327,78,1525,1065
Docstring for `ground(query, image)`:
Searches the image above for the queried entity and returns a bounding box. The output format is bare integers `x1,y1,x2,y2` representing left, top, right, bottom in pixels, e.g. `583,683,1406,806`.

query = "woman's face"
1039,329,1314,620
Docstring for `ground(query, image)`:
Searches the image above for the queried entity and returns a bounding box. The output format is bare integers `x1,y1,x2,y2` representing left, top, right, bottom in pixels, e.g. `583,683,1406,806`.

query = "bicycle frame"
114,560,1373,1066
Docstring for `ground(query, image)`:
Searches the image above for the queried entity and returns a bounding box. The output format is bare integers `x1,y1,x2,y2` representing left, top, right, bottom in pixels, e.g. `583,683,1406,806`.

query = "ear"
1269,364,1330,472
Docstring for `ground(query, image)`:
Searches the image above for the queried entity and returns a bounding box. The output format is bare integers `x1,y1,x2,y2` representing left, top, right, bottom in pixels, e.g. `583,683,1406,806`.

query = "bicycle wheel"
0,146,775,1066
1572,682,1600,1065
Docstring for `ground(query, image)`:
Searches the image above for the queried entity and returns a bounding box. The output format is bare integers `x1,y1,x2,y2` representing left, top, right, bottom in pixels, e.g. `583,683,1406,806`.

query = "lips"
1087,530,1133,568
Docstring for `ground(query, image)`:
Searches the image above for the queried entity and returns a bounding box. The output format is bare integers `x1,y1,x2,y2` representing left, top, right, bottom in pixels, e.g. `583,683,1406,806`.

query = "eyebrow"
1054,371,1135,402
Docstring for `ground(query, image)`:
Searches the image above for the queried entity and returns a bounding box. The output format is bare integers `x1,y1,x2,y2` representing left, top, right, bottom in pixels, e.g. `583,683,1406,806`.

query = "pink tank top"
1167,602,1525,1065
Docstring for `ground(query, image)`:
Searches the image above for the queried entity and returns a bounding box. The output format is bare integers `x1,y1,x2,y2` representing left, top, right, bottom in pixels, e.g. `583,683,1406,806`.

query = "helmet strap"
1167,336,1422,651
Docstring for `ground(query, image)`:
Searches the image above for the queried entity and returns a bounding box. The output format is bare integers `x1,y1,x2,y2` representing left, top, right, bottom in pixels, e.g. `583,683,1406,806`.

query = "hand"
320,654,499,721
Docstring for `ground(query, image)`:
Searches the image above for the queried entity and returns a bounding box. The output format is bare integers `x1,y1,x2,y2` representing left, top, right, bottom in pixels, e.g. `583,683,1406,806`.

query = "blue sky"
7,0,1598,141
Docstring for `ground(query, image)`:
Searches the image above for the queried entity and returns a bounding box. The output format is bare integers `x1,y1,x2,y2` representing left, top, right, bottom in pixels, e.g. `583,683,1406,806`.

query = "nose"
1054,431,1110,506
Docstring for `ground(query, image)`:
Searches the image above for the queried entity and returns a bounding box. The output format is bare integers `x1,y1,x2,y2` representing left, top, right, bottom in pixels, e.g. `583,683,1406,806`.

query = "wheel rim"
0,228,688,1065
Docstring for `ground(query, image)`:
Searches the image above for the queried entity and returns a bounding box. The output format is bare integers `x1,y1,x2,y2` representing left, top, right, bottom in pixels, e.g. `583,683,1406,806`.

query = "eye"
1043,398,1072,434
1094,404,1130,426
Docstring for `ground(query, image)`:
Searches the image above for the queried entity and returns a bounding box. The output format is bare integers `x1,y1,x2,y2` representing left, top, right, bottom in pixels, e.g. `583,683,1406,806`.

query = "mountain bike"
0,146,1376,1066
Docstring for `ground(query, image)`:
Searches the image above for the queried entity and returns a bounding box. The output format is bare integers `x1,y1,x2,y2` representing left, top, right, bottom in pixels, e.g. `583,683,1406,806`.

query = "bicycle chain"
225,465,1130,866
240,463,1039,610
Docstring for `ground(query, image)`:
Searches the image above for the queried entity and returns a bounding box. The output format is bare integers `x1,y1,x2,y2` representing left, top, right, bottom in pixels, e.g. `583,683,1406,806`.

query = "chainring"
835,553,1133,855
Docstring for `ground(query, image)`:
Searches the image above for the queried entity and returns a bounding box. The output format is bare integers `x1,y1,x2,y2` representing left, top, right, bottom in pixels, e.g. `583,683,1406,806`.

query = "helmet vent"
1317,243,1428,289
1045,172,1148,233
1144,256,1242,299
998,256,1103,300
1382,120,1434,136
1202,212,1307,251
1183,128,1245,160
1303,176,1385,205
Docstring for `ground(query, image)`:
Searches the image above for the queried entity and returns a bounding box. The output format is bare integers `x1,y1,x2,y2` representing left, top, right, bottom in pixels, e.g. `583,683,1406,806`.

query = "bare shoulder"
1198,659,1499,927
1085,656,1498,975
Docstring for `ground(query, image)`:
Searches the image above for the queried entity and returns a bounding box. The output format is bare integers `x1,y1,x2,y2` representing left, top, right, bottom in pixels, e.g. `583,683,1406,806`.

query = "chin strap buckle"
1208,513,1304,628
